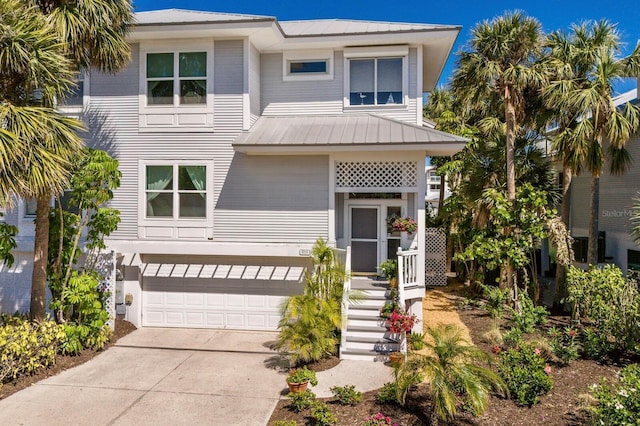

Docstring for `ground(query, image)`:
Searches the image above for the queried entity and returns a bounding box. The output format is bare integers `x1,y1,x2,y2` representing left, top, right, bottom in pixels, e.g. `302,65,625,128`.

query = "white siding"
261,49,419,124
215,154,329,242
262,51,344,115
569,134,640,270
88,43,245,240
249,43,261,125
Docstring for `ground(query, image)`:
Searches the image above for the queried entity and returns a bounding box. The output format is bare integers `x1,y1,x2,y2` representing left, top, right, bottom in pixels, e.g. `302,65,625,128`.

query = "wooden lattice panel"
425,227,447,286
335,161,418,190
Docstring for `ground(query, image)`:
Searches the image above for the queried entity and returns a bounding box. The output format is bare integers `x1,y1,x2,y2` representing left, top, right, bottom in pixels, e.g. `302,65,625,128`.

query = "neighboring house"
567,87,640,274
540,84,640,275
0,10,465,336
425,164,450,214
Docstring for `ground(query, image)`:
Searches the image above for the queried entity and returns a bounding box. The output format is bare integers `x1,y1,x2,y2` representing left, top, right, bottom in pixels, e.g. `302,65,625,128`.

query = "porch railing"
397,247,419,309
336,246,351,356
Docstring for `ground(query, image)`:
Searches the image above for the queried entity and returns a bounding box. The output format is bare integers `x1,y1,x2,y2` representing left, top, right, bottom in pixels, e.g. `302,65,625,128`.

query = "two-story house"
0,9,465,340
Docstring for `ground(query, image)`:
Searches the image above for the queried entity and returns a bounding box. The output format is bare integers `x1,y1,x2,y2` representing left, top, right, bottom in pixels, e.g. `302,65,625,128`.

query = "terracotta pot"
287,381,309,393
388,352,404,366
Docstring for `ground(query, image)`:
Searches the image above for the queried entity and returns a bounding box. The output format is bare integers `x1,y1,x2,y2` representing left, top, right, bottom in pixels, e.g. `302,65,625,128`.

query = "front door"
349,203,406,274
350,206,379,273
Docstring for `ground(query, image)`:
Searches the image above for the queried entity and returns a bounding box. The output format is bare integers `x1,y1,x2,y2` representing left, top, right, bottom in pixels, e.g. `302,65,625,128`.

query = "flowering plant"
391,216,417,233
386,309,418,333
363,412,399,426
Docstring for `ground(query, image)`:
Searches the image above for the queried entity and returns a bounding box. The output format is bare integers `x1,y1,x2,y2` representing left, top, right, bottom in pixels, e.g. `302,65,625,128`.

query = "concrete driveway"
0,328,288,426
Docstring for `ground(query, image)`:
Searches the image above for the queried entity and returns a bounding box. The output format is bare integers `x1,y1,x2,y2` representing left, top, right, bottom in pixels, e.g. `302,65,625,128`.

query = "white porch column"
328,155,336,246
417,159,427,289
409,298,423,333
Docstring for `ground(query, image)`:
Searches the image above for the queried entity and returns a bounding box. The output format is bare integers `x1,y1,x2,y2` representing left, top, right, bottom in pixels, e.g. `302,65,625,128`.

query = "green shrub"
582,327,610,360
482,284,510,319
376,382,400,404
0,317,66,388
287,389,316,412
58,271,112,355
330,384,362,405
309,401,337,426
276,239,344,365
509,292,548,333
589,364,640,425
566,265,640,355
408,332,425,350
502,327,523,348
272,421,297,426
498,343,553,406
548,326,580,365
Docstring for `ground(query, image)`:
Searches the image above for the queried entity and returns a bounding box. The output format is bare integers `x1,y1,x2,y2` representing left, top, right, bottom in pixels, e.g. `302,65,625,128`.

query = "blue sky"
134,0,640,94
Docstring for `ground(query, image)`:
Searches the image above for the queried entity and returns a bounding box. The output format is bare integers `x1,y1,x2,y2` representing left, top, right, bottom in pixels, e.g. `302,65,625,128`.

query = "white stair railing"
338,246,351,357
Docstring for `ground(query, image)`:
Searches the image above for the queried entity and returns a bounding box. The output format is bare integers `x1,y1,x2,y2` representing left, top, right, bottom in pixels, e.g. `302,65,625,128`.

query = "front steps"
340,277,400,361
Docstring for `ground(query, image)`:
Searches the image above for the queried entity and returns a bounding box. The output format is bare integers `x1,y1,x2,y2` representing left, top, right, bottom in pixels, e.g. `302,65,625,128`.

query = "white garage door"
142,265,303,330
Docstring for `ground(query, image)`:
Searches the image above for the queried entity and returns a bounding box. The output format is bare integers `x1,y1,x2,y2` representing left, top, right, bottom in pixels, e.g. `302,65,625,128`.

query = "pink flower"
534,348,541,355
544,365,552,374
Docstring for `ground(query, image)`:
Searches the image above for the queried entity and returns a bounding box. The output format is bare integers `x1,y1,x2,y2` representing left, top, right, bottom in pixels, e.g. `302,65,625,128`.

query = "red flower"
492,345,501,354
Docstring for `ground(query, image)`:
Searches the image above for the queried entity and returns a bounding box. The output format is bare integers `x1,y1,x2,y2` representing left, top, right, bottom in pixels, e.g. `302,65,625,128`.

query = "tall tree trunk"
505,88,517,202
438,174,446,212
30,193,50,320
587,175,600,265
554,164,572,308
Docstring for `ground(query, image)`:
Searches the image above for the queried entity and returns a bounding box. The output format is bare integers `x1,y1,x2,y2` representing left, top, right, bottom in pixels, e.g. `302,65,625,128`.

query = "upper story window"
283,50,334,82
24,198,37,217
145,164,207,219
349,58,402,105
343,46,408,108
146,52,207,106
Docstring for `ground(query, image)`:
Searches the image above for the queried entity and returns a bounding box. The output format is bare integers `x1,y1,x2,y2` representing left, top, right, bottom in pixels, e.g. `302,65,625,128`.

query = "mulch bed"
0,317,137,401
268,286,624,425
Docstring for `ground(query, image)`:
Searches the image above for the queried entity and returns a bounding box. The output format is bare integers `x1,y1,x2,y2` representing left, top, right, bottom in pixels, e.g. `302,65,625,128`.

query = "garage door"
142,264,304,330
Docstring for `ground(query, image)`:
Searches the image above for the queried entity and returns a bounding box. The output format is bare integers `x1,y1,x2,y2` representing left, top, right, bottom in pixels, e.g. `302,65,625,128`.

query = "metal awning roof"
233,114,467,155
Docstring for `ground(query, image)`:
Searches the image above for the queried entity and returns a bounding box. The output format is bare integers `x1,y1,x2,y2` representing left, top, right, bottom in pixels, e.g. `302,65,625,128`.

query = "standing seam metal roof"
233,114,467,147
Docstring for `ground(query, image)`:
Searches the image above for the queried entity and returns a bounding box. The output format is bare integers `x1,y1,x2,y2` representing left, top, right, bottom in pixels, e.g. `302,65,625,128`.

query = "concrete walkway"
0,328,391,425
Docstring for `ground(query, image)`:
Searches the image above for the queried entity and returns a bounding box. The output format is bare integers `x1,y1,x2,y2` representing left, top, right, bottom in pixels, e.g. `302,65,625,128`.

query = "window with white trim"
146,52,207,106
144,164,208,219
343,45,408,108
349,57,403,106
282,50,334,81
24,198,37,217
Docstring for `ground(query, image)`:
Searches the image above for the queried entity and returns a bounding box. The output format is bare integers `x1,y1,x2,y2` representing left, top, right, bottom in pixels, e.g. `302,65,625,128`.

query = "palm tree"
394,324,508,424
546,21,640,266
452,11,546,203
24,0,134,319
0,0,86,319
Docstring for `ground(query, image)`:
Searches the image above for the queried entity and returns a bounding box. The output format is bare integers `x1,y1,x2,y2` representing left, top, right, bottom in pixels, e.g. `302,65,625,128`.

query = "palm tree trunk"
554,165,572,308
587,175,600,265
505,87,517,202
30,193,50,320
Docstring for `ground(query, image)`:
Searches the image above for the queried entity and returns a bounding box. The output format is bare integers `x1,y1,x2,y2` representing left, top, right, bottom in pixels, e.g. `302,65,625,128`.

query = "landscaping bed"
268,284,626,425
0,317,136,401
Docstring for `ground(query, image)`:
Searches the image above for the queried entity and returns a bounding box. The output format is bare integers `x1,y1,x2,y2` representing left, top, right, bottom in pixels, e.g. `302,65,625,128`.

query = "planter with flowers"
384,308,419,365
391,216,417,234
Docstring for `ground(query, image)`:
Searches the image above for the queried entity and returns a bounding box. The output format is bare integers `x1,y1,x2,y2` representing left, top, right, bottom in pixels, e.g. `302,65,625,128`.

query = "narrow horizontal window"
288,60,328,74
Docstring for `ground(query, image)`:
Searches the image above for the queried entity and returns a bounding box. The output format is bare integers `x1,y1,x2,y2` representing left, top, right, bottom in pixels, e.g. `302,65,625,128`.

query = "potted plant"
391,216,417,234
286,366,318,393
378,259,398,287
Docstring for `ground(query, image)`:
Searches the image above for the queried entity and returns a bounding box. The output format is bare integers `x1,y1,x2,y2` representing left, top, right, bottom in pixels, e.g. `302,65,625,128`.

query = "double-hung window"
344,46,408,107
146,52,207,106
145,164,208,219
